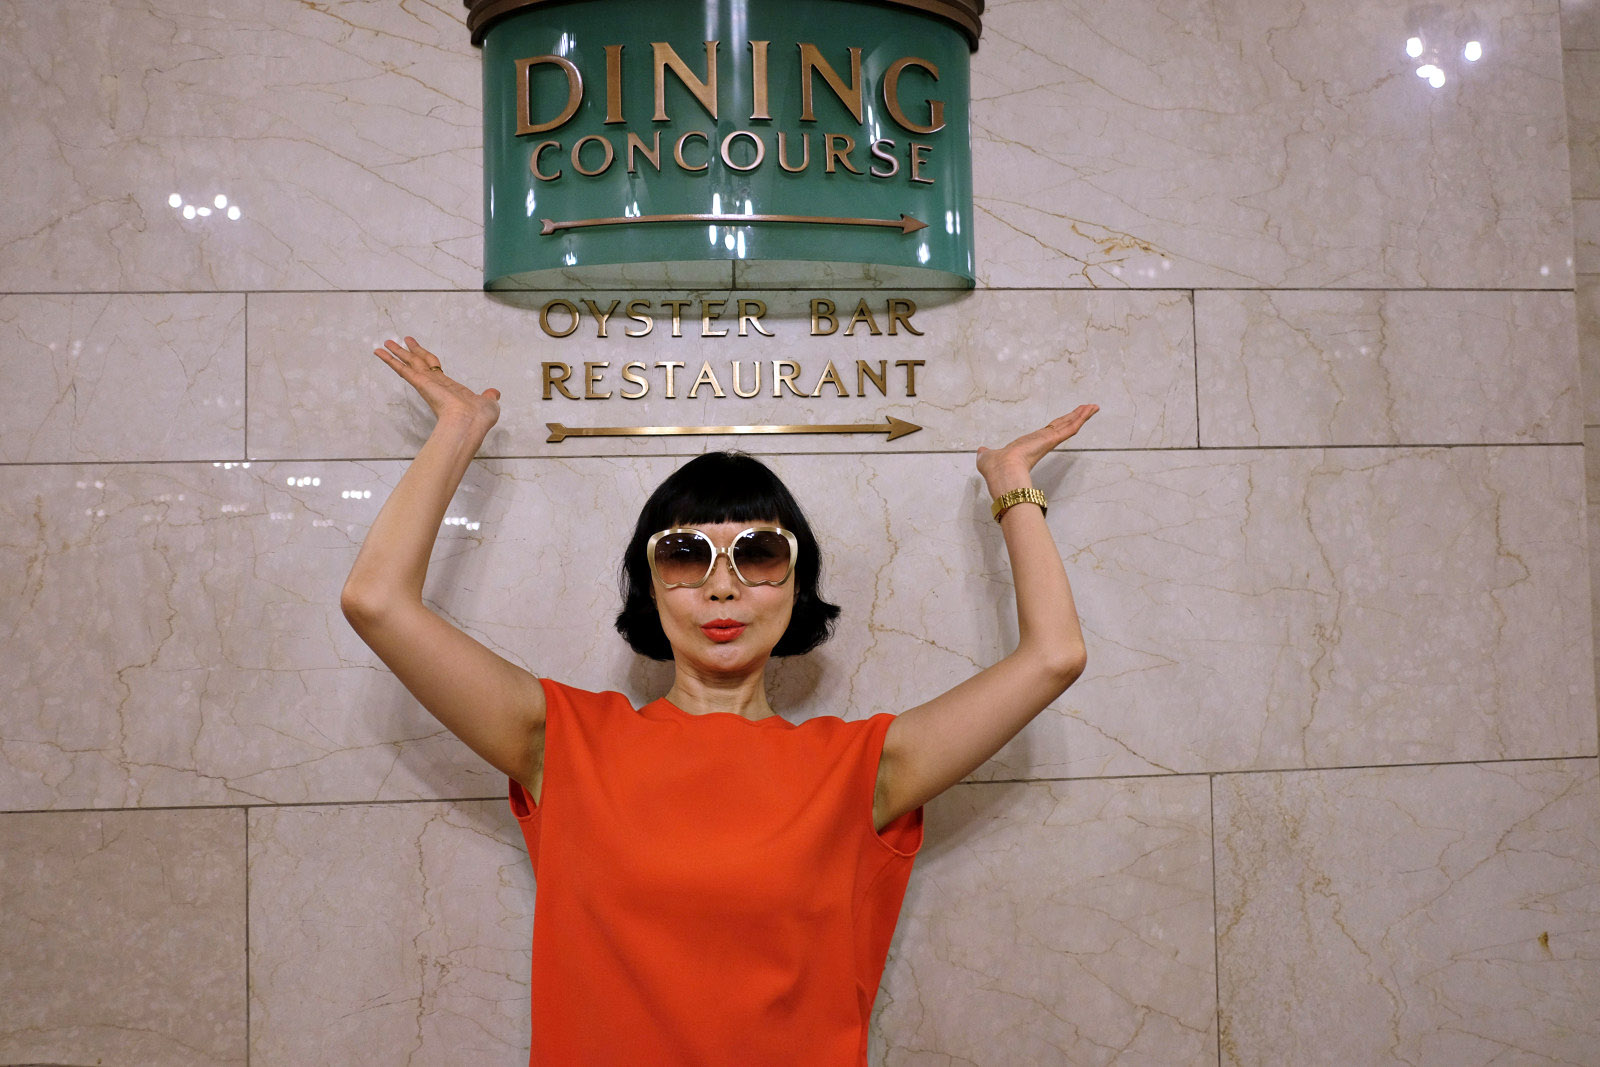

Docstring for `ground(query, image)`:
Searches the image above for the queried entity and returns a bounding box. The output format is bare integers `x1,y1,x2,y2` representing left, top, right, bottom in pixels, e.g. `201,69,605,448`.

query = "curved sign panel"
466,0,982,289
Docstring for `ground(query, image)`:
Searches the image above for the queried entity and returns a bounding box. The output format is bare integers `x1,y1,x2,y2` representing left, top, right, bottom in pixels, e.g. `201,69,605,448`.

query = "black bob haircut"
615,452,841,661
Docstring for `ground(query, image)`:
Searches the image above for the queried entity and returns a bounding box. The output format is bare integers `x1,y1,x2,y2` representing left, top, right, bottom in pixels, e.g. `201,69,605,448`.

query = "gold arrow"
546,417,921,444
540,212,928,236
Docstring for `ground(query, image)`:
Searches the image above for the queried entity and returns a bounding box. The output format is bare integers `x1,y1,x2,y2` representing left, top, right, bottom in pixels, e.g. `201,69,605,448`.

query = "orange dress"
508,678,924,1066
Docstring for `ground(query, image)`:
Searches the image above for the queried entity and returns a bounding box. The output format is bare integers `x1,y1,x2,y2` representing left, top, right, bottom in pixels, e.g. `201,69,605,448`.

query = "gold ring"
428,366,442,371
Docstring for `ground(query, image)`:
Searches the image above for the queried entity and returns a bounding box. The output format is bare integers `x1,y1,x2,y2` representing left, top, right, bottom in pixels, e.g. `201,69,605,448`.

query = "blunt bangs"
615,452,840,660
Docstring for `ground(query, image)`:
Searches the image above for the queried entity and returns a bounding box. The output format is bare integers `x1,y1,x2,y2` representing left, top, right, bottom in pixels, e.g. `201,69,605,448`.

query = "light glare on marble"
873,777,1216,1064
1215,760,1600,1065
0,0,479,292
0,294,245,462
973,0,1572,289
248,801,533,1065
1196,291,1580,446
0,807,246,1065
245,290,1197,459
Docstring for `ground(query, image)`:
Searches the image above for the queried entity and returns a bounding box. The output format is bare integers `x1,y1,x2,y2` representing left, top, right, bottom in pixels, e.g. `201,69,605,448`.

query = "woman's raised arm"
340,337,546,790
872,405,1098,830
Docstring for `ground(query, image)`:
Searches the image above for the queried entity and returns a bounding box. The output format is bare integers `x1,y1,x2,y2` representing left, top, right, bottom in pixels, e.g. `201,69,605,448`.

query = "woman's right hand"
374,336,502,431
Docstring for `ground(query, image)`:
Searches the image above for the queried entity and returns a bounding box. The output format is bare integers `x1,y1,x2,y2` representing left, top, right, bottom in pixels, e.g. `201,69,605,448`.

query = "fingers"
374,337,444,377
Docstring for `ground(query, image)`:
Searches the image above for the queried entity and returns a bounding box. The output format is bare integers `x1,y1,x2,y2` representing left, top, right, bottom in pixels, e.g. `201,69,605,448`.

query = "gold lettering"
582,299,620,337
777,131,810,173
719,130,765,172
749,41,771,120
810,298,837,335
627,131,662,173
824,134,861,174
516,56,583,135
737,300,773,337
869,139,899,178
658,360,686,398
887,298,922,336
883,57,945,134
620,361,650,398
540,299,580,337
772,360,804,397
689,361,727,398
571,134,615,176
701,299,728,337
625,300,654,337
584,361,611,399
798,43,863,123
531,140,562,181
653,41,719,121
541,361,576,399
674,130,710,172
603,45,625,124
661,299,691,337
856,360,889,396
810,360,848,397
896,359,925,396
732,361,762,397
910,142,934,184
844,298,882,336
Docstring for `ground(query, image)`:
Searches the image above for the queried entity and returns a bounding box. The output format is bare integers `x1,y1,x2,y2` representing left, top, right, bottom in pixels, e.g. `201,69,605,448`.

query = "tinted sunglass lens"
654,533,712,585
733,530,792,583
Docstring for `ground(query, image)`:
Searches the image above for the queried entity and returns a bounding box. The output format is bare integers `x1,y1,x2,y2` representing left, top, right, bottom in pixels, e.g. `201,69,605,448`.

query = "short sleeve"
859,712,924,857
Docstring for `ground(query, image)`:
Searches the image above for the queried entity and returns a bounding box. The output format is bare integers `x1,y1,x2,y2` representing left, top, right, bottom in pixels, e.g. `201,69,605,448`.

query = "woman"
341,336,1096,1065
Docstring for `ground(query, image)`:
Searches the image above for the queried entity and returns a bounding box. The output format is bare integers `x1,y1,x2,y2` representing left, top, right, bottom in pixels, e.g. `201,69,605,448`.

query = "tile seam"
0,441,1586,469
3,753,1593,816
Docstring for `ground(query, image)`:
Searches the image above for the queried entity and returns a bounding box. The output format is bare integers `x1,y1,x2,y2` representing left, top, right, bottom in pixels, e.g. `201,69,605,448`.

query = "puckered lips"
700,618,747,643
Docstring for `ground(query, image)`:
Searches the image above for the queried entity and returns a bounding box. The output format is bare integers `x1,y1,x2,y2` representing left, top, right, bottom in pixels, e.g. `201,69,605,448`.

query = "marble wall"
3,0,1598,1063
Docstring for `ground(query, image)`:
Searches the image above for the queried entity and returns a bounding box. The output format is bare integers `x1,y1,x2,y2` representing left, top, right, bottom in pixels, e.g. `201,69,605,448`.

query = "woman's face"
652,520,797,675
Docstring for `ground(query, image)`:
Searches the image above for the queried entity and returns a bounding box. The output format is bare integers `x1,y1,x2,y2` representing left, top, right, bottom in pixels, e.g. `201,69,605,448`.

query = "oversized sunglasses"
646,526,799,589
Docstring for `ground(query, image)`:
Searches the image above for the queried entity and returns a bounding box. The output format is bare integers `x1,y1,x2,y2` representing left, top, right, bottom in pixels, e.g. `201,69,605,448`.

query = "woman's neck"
665,667,775,721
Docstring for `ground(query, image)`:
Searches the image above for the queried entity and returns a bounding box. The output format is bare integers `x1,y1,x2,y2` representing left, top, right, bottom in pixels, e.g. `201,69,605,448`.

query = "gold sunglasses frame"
645,525,799,589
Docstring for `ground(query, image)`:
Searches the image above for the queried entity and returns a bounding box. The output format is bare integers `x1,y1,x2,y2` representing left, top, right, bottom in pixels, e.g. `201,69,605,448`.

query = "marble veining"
0,807,247,1065
974,0,1573,289
248,800,534,1065
1216,760,1600,1065
1,446,1588,811
0,293,246,463
875,777,1217,1065
1196,290,1580,446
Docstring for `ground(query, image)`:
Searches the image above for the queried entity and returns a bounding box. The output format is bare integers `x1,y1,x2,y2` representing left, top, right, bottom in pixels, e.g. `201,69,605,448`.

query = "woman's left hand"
976,405,1098,496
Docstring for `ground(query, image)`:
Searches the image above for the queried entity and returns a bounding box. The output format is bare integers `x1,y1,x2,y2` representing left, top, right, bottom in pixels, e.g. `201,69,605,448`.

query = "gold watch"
990,487,1048,522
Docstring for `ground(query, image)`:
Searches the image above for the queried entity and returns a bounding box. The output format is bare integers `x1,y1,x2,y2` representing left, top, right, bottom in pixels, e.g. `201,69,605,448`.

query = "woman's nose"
704,551,740,597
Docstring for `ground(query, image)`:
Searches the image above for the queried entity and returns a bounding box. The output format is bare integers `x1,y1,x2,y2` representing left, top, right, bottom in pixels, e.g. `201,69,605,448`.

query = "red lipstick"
701,619,746,642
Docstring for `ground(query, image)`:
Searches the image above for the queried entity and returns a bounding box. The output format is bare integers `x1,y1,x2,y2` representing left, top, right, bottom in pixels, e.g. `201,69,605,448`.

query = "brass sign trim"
540,212,929,235
546,416,921,443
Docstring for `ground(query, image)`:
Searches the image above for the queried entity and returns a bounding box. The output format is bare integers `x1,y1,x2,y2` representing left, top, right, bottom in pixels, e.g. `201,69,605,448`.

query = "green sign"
465,0,981,289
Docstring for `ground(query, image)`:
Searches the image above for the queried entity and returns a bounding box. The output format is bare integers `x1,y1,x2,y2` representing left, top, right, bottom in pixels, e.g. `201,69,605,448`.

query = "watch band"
990,487,1048,522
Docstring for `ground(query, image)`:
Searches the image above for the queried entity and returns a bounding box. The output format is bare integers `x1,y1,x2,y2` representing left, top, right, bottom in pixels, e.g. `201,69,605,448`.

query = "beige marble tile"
1216,760,1600,1065
1564,0,1600,48
0,0,479,292
873,776,1216,1065
0,807,246,1065
1579,276,1600,422
249,800,533,1066
1568,49,1600,197
245,289,1197,459
0,293,245,462
1587,428,1600,735
1576,198,1600,272
974,0,1573,289
1196,291,1581,446
1,446,1586,810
